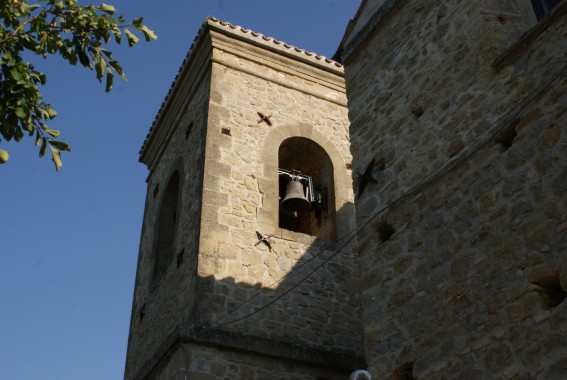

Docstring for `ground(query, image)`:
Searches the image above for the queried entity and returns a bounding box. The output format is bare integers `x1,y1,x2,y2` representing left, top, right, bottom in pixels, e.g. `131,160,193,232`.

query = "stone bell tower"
124,17,364,380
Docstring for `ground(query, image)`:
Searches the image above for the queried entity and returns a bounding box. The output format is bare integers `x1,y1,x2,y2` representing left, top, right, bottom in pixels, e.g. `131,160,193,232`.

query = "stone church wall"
342,0,567,378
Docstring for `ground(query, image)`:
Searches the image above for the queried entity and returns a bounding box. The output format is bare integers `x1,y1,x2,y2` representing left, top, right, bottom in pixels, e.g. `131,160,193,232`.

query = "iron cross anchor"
356,158,378,199
255,231,275,252
257,112,272,126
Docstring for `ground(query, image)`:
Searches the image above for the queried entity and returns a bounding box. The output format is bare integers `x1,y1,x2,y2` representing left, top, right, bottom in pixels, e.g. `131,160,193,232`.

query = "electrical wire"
190,60,567,336
191,209,371,335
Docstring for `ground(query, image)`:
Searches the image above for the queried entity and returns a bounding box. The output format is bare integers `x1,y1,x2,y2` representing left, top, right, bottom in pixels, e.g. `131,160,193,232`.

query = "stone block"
204,159,231,178
202,188,228,206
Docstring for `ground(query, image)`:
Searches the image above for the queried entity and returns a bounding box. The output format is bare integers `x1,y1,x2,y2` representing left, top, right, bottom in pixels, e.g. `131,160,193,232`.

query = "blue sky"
0,1,359,379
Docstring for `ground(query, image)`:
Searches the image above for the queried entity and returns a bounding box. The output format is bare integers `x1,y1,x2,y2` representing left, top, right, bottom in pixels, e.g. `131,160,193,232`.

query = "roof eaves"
138,18,212,163
139,16,344,162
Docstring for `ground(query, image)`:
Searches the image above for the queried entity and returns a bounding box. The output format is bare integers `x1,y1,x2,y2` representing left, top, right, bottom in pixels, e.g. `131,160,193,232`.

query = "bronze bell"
281,179,311,216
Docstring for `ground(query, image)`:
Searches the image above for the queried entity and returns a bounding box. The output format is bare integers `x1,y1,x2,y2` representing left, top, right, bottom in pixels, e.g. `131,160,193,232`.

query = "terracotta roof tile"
207,16,343,66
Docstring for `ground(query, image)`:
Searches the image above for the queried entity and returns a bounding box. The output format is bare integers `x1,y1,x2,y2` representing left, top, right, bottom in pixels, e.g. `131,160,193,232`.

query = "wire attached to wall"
189,60,567,337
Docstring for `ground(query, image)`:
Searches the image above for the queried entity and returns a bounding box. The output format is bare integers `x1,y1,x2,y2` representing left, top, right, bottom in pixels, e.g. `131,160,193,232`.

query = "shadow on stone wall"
191,201,362,352
137,201,367,379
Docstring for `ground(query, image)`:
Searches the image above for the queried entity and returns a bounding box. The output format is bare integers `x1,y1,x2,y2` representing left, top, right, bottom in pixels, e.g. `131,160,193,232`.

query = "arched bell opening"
278,137,336,240
153,170,181,284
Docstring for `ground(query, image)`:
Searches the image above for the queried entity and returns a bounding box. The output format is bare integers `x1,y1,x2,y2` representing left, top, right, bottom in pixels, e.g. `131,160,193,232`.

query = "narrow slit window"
154,171,181,282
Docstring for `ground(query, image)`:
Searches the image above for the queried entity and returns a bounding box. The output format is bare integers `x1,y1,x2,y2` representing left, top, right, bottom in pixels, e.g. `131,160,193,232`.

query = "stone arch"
152,159,184,285
279,137,336,239
259,123,353,240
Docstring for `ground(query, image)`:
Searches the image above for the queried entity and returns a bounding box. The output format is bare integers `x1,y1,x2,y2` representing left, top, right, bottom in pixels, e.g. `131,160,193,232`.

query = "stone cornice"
135,325,366,380
181,327,366,371
205,17,343,72
139,17,345,167
209,29,347,106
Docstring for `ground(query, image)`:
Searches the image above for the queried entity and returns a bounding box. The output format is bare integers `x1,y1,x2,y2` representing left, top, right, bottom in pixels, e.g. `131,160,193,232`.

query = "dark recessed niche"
411,104,424,117
185,122,194,140
153,183,160,198
495,121,518,152
154,171,181,283
388,362,415,380
139,304,146,321
376,220,395,242
531,272,567,309
176,248,185,268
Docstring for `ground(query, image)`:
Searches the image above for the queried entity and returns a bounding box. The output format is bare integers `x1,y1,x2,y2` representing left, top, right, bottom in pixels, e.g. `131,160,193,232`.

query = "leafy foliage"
0,0,156,169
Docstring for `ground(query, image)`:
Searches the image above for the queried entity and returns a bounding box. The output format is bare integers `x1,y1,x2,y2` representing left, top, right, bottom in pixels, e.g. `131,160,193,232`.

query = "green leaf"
3,51,12,62
14,127,24,142
51,146,62,171
96,3,115,14
49,140,71,152
108,60,126,81
26,121,34,134
123,28,139,47
101,48,113,59
111,25,121,43
105,68,113,92
77,47,91,68
47,108,57,118
95,56,106,81
39,137,47,157
37,109,49,119
0,149,9,164
45,128,60,138
0,1,156,167
20,2,30,13
138,25,157,41
10,68,23,81
15,107,26,118
132,17,143,27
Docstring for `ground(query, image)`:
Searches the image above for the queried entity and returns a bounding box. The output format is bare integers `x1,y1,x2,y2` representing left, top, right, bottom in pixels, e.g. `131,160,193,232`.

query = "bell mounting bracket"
278,168,324,209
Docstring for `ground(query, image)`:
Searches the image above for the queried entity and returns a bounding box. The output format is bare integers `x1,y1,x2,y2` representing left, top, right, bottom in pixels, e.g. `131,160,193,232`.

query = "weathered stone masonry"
125,17,364,380
126,1,567,379
340,0,567,378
